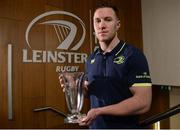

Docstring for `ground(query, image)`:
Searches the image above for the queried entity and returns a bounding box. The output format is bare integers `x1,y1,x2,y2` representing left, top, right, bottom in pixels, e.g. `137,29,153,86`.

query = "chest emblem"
113,55,125,64
90,58,95,64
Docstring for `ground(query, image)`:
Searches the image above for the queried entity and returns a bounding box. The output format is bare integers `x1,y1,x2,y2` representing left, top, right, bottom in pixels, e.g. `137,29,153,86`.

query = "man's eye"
105,18,112,21
95,20,101,23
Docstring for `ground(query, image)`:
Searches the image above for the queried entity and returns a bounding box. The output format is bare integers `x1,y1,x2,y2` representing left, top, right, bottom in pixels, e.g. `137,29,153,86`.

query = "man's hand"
59,73,89,94
79,108,101,126
59,74,66,92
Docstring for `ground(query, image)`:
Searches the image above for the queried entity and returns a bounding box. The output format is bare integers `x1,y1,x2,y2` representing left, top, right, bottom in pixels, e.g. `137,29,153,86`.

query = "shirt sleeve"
127,49,152,87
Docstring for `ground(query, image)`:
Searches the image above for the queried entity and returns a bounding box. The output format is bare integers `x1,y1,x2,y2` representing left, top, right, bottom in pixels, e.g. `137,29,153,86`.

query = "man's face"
93,7,120,43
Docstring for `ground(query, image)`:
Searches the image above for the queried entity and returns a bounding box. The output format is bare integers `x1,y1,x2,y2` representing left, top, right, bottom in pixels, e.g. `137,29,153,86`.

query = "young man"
60,3,152,129
78,3,152,129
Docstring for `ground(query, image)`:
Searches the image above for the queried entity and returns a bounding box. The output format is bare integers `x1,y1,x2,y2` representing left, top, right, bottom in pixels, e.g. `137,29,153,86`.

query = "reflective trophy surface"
60,72,86,123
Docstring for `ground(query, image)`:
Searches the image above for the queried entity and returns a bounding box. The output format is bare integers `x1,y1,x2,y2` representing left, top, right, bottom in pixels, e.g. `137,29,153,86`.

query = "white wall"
141,0,180,86
141,0,180,128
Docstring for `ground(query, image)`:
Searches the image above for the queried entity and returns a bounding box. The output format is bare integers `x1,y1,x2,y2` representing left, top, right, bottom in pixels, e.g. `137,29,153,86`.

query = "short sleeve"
127,49,152,87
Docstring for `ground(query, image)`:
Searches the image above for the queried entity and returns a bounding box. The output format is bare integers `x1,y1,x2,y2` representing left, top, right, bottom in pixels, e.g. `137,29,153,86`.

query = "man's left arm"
79,86,152,125
93,85,152,116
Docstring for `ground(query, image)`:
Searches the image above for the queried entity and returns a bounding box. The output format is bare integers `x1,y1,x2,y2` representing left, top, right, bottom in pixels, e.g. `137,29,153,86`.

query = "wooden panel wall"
0,0,145,128
140,86,170,128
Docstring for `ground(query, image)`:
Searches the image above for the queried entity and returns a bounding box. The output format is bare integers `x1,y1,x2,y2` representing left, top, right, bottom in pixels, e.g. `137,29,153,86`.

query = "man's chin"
99,39,111,43
98,38,108,42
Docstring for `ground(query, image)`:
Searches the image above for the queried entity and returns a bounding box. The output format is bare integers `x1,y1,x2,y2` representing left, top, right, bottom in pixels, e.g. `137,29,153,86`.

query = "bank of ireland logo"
25,11,86,50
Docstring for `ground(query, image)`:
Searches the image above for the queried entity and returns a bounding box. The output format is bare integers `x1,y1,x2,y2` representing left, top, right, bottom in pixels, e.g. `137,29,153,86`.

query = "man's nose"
99,21,106,29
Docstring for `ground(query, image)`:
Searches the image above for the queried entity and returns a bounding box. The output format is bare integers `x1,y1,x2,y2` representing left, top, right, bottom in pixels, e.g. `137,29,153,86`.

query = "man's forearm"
96,87,152,116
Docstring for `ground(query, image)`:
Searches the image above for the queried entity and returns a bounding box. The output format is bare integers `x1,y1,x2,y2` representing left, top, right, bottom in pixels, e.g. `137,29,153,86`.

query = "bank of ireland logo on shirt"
25,11,86,50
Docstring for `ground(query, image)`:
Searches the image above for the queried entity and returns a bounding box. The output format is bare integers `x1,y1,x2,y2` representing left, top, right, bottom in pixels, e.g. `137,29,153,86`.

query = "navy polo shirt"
86,41,151,129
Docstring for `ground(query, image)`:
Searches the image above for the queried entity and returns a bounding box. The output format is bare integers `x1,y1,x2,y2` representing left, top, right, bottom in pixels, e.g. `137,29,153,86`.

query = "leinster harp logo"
25,11,86,50
113,55,125,64
23,10,88,72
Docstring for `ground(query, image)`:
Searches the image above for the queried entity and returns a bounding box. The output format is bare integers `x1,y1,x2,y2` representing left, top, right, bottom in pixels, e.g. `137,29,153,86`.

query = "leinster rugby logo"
23,10,88,72
113,55,125,64
25,11,86,50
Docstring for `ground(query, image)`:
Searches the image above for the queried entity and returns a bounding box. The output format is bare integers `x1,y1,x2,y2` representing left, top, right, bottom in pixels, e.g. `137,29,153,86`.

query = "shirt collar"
97,40,125,56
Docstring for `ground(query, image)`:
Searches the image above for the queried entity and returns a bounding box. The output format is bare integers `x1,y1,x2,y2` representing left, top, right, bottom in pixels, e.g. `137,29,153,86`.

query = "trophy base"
64,113,86,123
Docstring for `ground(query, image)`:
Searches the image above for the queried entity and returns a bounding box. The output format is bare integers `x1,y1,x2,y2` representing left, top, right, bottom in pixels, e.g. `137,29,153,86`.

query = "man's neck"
100,36,120,54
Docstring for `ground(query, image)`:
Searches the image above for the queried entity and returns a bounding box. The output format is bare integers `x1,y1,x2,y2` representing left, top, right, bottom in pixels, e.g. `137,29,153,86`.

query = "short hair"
94,2,120,19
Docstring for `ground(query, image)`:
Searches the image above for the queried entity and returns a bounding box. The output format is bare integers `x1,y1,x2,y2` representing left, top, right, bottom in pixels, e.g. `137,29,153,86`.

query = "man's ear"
116,20,121,30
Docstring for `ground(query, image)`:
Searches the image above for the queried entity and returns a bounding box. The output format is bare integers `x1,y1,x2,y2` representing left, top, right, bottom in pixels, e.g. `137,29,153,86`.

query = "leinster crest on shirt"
113,55,125,64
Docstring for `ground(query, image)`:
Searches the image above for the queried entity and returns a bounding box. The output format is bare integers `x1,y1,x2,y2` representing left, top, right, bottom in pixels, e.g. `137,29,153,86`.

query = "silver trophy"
61,72,86,123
